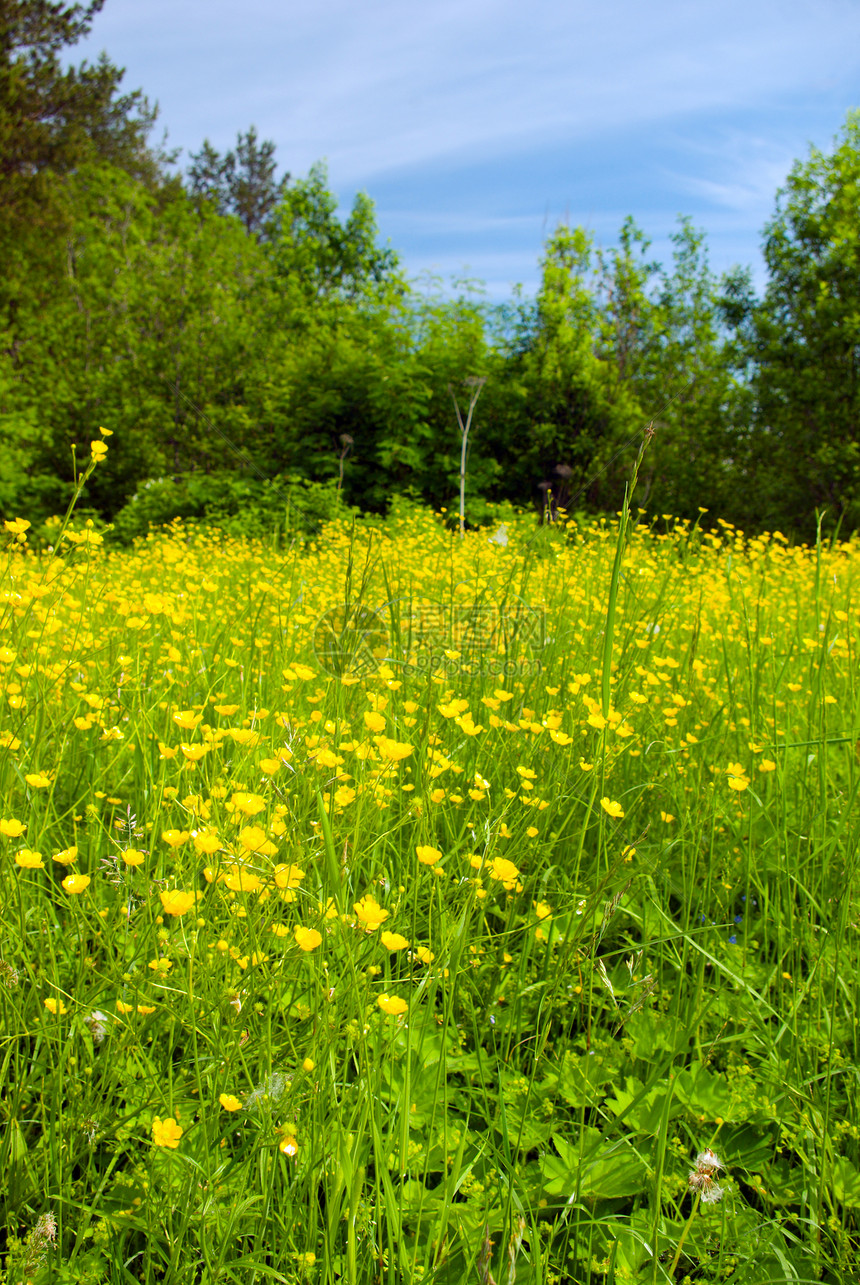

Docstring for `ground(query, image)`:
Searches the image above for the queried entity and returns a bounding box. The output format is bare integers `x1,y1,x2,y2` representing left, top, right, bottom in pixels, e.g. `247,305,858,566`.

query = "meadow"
2,437,860,1285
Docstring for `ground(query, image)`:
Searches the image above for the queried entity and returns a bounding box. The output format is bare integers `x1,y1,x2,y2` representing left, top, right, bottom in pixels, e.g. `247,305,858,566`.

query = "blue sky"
73,0,860,299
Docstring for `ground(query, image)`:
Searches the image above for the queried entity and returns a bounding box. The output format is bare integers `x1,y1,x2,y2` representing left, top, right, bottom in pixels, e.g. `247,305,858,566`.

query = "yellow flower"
117,1000,134,1014
53,846,78,865
279,1134,299,1156
364,711,387,733
534,901,552,920
302,1058,315,1073
43,997,68,1015
194,831,222,855
223,865,263,893
4,517,31,534
219,1093,243,1112
161,829,189,848
660,811,675,823
380,931,410,951
726,763,750,792
375,736,413,763
413,947,435,964
152,1117,183,1148
25,773,51,788
488,857,520,889
122,848,146,866
172,709,202,730
238,825,277,855
258,757,282,775
294,926,323,952
759,759,777,773
377,993,408,1016
62,873,91,894
274,863,305,890
230,791,266,817
600,797,624,819
15,849,44,869
416,844,442,866
354,895,389,929
0,817,26,837
90,439,108,460
159,889,196,916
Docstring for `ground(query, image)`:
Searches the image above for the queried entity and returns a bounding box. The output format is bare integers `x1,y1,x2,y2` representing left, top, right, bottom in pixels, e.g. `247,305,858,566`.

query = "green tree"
265,162,400,310
745,111,860,532
187,126,289,237
0,0,167,235
2,162,267,519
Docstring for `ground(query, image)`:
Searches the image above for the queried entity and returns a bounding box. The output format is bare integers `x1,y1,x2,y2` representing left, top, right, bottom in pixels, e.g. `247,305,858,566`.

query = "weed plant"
1,433,860,1283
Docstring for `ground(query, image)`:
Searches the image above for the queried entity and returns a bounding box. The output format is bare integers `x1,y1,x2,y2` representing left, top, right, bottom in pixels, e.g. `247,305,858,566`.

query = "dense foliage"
1,3,859,540
2,449,860,1283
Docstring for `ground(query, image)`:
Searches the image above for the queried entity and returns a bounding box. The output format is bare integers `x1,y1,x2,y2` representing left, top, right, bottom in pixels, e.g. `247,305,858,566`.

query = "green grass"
2,450,860,1283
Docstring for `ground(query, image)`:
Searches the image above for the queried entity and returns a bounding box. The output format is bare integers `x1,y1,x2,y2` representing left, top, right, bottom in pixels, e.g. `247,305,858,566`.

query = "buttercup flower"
62,874,91,894
600,797,624,819
294,926,323,952
378,993,408,1016
159,889,196,916
152,1117,183,1148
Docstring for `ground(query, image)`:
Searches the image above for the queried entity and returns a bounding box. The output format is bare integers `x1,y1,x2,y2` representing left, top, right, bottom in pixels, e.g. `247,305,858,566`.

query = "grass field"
2,441,860,1283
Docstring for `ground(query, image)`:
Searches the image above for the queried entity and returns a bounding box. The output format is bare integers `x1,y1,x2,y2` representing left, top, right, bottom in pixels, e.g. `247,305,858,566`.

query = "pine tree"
187,126,289,237
0,0,169,236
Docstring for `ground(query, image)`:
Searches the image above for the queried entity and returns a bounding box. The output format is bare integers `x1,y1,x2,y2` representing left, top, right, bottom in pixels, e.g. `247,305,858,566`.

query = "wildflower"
416,844,442,866
152,1117,183,1148
274,863,305,890
159,889,196,916
488,857,520,889
688,1148,725,1203
364,711,387,733
230,791,266,817
4,517,31,534
25,773,52,788
43,997,68,1015
726,763,750,792
376,736,414,763
85,1010,109,1042
237,825,277,856
294,926,323,952
600,797,624,819
122,848,145,866
302,1058,315,1072
90,439,108,461
172,709,202,730
16,849,44,869
53,846,78,864
380,931,410,951
354,895,389,929
219,1093,242,1111
0,817,26,837
279,1134,299,1156
62,873,91,894
378,993,408,1016
161,829,189,848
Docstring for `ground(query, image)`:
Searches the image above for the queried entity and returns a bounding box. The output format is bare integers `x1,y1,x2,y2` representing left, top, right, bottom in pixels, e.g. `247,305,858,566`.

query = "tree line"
2,1,859,541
